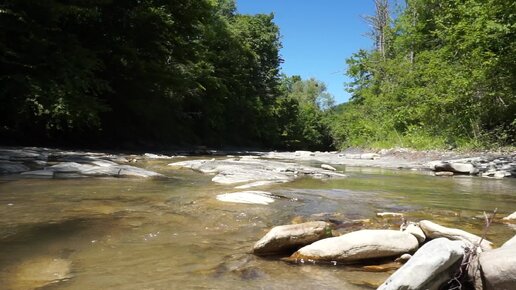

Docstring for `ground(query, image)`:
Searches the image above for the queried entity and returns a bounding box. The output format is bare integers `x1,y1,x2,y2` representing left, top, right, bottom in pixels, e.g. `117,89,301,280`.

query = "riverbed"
1,156,515,289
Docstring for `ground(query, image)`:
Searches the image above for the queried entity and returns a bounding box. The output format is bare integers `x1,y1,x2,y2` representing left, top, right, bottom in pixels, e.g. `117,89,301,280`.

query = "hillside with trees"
1,0,514,150
330,0,515,149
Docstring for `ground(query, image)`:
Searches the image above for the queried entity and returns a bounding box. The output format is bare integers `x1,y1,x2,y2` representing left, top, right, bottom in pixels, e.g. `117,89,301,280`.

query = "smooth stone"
419,220,492,250
6,257,72,289
253,221,332,256
435,171,454,176
395,253,412,263
216,191,275,205
321,164,337,171
402,222,426,244
378,238,466,290
502,234,516,248
479,246,516,290
290,230,419,262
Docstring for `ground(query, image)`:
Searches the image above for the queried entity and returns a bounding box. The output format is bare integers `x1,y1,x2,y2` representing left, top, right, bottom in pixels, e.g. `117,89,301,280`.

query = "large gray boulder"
479,246,516,290
378,238,466,290
419,220,492,251
433,161,479,174
253,221,332,256
290,230,418,262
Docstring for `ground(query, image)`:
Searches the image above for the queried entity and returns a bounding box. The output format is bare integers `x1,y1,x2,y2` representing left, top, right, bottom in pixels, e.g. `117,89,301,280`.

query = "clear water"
0,159,515,289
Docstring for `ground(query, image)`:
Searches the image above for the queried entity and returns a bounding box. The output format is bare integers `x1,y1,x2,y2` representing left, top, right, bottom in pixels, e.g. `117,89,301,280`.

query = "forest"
1,0,514,150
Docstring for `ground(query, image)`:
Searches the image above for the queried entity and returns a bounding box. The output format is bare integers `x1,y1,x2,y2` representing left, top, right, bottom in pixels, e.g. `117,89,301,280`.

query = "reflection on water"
0,159,515,289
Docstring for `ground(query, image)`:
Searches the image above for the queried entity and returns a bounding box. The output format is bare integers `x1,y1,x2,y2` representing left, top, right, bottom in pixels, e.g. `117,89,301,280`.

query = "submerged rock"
419,220,492,250
253,221,332,256
5,256,72,290
216,191,275,205
289,230,418,263
378,238,466,290
479,246,516,290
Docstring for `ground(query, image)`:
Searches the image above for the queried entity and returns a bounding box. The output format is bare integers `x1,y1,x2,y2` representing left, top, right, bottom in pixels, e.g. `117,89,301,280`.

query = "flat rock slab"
253,221,332,256
419,220,492,251
479,246,516,290
0,161,30,174
170,158,346,185
21,162,163,179
378,238,466,290
289,230,419,263
216,191,275,205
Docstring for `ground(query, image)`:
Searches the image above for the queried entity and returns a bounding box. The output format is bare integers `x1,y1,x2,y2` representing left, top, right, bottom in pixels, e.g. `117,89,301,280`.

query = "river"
1,157,515,289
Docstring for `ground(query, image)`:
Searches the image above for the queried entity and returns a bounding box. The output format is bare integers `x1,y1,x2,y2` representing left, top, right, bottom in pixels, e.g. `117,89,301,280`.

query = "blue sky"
236,1,376,103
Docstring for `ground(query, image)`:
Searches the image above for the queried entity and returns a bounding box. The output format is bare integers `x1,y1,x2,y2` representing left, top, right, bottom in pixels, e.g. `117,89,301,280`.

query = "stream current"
0,158,515,289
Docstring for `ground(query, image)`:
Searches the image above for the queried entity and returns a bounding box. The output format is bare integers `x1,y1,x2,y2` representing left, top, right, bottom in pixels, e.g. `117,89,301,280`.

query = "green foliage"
330,0,516,149
0,0,295,148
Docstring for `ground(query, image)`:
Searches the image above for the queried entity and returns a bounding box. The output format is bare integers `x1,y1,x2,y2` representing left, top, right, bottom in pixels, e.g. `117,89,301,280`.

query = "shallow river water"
0,158,515,289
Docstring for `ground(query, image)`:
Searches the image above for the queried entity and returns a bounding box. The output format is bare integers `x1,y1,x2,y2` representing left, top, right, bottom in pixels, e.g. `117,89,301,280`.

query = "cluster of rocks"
251,217,516,289
0,147,164,178
428,156,516,179
169,157,346,188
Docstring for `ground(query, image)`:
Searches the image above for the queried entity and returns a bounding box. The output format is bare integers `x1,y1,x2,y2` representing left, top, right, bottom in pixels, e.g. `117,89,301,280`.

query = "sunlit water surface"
0,159,515,289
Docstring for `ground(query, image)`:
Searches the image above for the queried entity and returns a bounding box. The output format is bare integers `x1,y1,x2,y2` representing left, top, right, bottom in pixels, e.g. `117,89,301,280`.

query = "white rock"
479,246,516,290
402,222,426,244
253,221,332,255
503,211,516,221
419,220,492,251
434,162,479,174
321,164,337,171
216,191,275,205
290,230,419,262
378,238,466,290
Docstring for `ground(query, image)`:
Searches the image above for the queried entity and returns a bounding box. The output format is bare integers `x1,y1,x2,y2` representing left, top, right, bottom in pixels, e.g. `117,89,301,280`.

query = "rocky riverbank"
251,216,516,290
1,147,514,180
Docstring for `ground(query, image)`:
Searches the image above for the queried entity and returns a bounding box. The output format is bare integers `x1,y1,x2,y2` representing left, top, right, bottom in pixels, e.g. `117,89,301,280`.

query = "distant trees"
330,0,516,149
